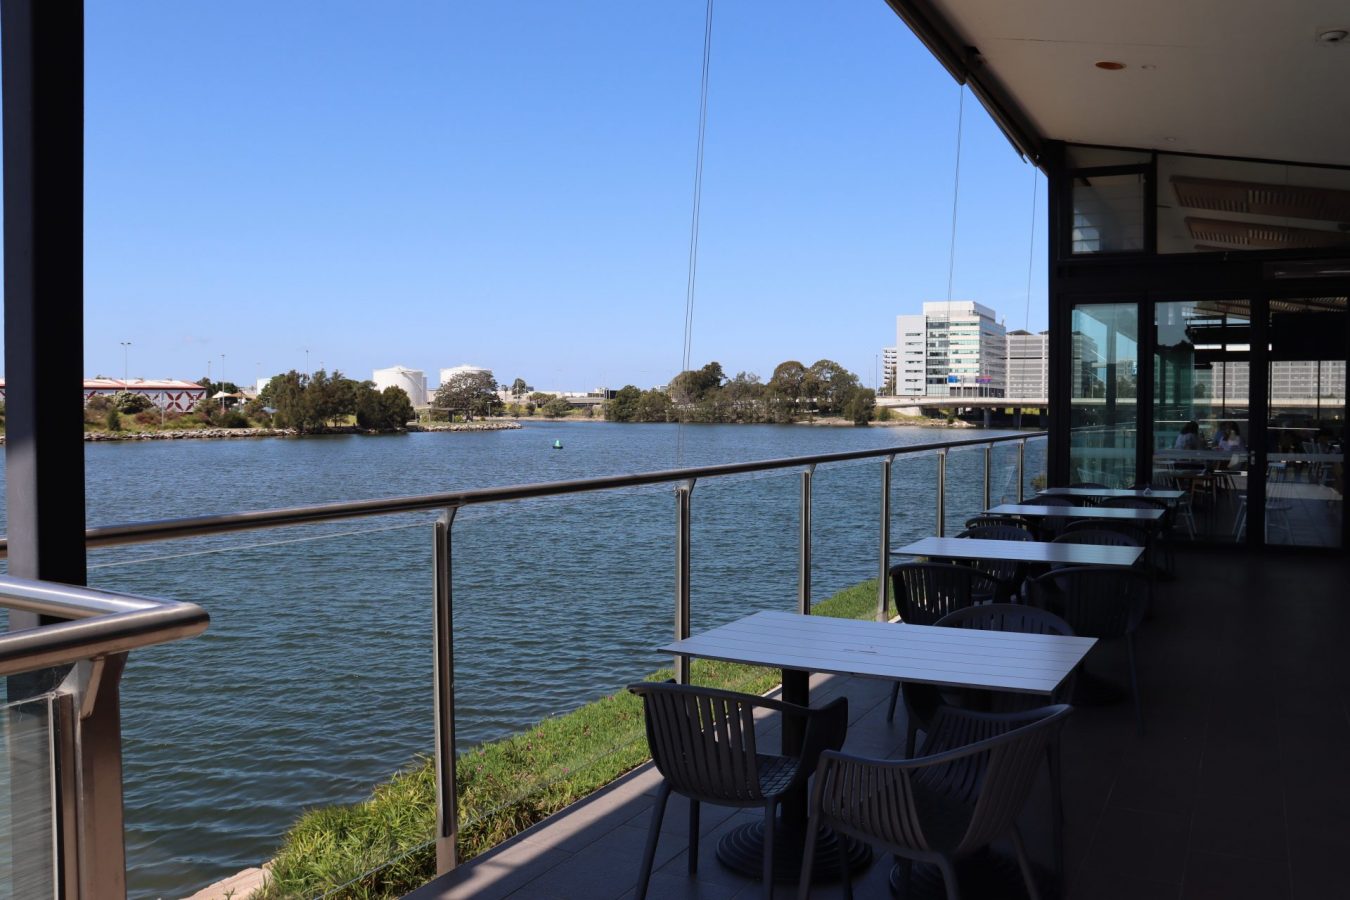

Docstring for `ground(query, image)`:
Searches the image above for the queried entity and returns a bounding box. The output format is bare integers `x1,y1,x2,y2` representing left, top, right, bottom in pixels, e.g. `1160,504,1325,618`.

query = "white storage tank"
373,365,428,406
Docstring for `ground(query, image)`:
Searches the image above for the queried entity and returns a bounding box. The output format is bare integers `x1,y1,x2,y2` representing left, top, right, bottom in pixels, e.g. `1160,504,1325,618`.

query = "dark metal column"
3,4,90,896
2,0,88,596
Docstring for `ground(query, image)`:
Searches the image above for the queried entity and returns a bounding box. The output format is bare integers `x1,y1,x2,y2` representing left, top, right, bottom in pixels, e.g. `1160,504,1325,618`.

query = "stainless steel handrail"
0,575,209,675
0,430,1047,555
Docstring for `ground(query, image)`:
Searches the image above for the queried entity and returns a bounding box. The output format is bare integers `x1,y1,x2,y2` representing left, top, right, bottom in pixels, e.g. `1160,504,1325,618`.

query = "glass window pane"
1158,154,1350,254
1072,172,1146,254
1070,303,1139,486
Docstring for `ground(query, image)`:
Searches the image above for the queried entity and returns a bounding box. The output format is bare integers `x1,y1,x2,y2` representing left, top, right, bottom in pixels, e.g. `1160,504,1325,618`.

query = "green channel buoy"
553,439,564,450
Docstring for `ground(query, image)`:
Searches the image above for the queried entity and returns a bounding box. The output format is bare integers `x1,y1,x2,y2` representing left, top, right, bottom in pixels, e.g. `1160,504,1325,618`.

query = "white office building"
894,315,927,396
1005,330,1049,399
373,365,428,406
894,302,1006,398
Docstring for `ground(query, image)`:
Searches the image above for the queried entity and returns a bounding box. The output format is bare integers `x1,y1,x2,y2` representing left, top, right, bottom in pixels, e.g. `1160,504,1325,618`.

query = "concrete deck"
409,548,1350,900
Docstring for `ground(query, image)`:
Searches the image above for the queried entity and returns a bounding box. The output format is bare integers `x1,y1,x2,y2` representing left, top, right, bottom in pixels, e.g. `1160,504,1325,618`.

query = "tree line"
604,360,876,425
259,370,415,432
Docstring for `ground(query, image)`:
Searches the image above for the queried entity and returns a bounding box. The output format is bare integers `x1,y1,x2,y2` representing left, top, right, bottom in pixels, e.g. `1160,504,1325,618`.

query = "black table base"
716,820,873,883
888,850,1055,899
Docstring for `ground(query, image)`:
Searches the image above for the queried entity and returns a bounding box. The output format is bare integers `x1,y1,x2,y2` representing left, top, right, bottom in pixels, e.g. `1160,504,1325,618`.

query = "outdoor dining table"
894,535,1144,567
986,503,1166,524
1038,486,1185,502
660,609,1096,883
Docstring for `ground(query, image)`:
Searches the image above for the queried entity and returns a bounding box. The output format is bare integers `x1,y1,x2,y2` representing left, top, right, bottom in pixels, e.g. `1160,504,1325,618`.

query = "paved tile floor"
409,548,1350,900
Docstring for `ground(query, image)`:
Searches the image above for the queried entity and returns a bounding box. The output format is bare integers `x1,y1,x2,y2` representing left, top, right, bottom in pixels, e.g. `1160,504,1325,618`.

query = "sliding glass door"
1262,298,1346,548
1153,300,1252,541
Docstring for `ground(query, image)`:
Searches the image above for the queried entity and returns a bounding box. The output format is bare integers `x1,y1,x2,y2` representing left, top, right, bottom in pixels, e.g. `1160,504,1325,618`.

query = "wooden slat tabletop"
661,610,1096,695
895,536,1143,567
988,503,1165,522
1039,487,1185,500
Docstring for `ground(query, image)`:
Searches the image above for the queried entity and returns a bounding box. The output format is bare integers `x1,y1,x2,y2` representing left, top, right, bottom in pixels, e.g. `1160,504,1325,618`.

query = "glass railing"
0,429,1045,898
0,691,58,899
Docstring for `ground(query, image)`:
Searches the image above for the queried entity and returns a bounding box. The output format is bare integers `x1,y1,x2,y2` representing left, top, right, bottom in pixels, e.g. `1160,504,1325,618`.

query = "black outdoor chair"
885,563,1009,723
898,604,1076,884
955,524,1034,598
799,704,1073,900
1099,495,1171,571
1031,494,1077,538
1030,566,1149,733
964,513,1032,533
1060,518,1149,549
628,680,848,900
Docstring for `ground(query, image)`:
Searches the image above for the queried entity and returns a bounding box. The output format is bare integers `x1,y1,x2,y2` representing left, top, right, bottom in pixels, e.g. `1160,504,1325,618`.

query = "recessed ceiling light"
1140,64,1157,70
1095,61,1126,70
1316,27,1349,44
1164,136,1178,143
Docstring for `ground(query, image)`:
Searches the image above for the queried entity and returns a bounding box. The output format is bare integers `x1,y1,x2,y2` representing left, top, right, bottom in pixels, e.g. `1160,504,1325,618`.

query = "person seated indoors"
1173,420,1201,450
1218,422,1246,452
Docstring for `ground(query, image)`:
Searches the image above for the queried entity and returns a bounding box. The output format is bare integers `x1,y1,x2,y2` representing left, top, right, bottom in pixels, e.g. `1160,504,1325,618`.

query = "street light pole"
220,353,226,411
119,341,131,386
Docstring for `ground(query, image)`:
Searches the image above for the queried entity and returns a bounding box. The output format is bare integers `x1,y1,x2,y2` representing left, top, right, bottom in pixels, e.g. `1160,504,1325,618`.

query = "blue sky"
68,1,1046,391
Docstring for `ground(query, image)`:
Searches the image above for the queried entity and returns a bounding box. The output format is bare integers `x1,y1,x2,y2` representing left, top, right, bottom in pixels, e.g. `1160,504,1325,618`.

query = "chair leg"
636,782,671,900
837,839,853,900
935,855,961,900
1048,740,1064,886
1126,633,1143,736
887,682,900,722
688,798,700,873
1010,826,1042,900
797,804,820,900
762,800,776,900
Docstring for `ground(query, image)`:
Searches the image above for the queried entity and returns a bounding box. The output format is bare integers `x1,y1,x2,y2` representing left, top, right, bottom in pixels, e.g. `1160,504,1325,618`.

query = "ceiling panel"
924,0,1350,166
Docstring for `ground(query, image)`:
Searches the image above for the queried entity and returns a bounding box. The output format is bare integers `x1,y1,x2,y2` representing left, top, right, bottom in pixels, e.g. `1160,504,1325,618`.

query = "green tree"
841,387,876,426
722,372,766,422
604,385,642,422
105,407,122,431
805,359,859,416
356,383,414,430
767,360,807,421
509,377,532,400
636,389,673,422
541,395,573,417
434,371,501,421
259,371,314,430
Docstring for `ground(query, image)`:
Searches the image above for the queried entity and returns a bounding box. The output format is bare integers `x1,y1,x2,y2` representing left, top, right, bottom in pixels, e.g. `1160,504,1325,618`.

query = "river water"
2,422,1041,897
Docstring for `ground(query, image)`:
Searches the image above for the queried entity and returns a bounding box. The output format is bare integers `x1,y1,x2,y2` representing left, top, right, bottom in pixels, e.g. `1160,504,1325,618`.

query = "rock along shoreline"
0,421,526,445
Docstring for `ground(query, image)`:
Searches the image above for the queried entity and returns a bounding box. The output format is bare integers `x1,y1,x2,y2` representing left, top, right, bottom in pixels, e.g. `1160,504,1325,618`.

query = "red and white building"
0,378,209,412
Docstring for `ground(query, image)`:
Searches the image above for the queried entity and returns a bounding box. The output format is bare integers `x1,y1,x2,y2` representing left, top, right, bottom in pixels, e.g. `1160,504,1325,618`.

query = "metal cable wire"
676,0,715,466
1024,166,1038,331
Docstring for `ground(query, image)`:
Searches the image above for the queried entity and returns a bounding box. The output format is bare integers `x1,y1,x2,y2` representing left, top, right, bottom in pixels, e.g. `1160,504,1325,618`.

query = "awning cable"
677,0,714,465
1024,167,1037,331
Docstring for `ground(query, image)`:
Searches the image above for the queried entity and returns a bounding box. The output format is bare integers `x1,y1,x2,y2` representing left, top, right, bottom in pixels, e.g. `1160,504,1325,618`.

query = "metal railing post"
935,451,947,537
1017,440,1026,502
674,480,695,684
983,444,993,510
72,652,129,900
433,508,459,875
799,465,815,615
878,456,894,622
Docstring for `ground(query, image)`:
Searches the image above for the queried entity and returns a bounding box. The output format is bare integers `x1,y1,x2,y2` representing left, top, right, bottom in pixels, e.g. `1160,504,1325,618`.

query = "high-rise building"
1005,330,1049,399
894,302,1006,398
880,346,898,395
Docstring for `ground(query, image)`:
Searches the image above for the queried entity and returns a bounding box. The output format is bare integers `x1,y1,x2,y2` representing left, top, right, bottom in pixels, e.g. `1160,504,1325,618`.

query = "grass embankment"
253,580,882,899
